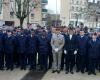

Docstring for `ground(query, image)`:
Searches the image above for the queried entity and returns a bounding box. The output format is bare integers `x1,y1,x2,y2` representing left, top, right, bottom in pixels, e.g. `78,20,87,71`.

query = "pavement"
0,69,100,80
0,69,29,80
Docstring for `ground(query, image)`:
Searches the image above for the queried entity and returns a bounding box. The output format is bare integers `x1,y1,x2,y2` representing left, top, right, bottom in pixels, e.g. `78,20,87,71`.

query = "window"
71,13,76,19
10,0,14,18
74,13,78,19
80,1,82,5
70,0,74,4
42,14,47,18
31,13,34,18
76,1,79,5
10,12,14,18
76,7,78,11
42,21,46,26
69,21,74,25
0,0,2,14
10,1,14,11
80,7,83,12
84,1,87,5
84,8,87,12
10,0,14,1
78,14,82,19
71,6,74,11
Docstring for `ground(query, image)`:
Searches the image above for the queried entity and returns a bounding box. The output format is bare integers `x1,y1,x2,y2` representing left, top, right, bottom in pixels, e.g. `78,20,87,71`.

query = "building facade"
0,0,48,28
87,1,100,28
60,0,100,28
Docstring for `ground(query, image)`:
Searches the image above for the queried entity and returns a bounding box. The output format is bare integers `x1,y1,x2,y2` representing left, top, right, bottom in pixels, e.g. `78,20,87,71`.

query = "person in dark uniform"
0,29,4,70
76,30,89,73
84,28,91,72
35,28,42,66
88,33,100,75
38,30,49,71
4,30,15,70
27,30,38,71
16,30,27,70
65,28,77,74
14,28,22,68
61,28,68,70
97,31,100,72
12,29,19,68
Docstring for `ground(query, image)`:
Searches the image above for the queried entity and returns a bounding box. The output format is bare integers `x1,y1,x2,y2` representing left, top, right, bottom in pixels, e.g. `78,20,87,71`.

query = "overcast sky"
46,0,98,14
46,0,60,14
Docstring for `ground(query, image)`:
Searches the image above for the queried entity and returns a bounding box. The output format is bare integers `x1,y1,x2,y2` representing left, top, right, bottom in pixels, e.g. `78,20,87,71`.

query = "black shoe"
16,65,19,68
65,71,69,74
29,67,34,70
81,70,84,74
48,66,52,69
43,69,48,72
0,67,4,70
57,70,60,74
88,72,91,75
70,71,74,74
76,69,80,73
29,68,32,70
38,68,42,71
85,69,88,72
6,67,10,70
20,67,24,70
93,72,96,75
23,67,26,70
10,68,14,71
52,70,56,73
61,68,64,71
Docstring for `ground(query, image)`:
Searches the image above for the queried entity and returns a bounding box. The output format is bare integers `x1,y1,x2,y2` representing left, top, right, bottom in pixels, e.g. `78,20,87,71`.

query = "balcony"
42,0,48,4
42,9,48,13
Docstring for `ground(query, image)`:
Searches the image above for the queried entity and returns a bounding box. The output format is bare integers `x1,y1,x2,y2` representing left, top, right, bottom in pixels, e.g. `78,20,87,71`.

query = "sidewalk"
0,69,100,80
0,69,29,80
42,70,100,80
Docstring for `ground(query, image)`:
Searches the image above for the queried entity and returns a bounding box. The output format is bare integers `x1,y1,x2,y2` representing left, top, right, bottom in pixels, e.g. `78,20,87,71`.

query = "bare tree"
11,0,40,29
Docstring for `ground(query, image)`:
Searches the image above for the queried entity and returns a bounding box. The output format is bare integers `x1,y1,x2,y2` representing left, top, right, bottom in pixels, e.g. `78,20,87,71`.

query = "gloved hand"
74,50,77,55
55,48,59,52
64,50,67,54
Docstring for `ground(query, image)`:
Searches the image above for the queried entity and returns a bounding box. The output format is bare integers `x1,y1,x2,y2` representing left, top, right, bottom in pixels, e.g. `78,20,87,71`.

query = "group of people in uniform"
0,26,100,76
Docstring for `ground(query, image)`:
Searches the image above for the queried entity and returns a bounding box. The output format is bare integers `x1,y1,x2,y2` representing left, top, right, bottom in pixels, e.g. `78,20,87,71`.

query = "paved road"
0,69,100,80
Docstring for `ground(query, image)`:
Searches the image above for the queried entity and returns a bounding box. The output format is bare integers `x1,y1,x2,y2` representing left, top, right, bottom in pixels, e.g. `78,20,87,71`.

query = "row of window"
70,0,87,5
70,13,84,19
70,13,100,21
70,6,87,12
62,20,82,26
69,21,82,26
